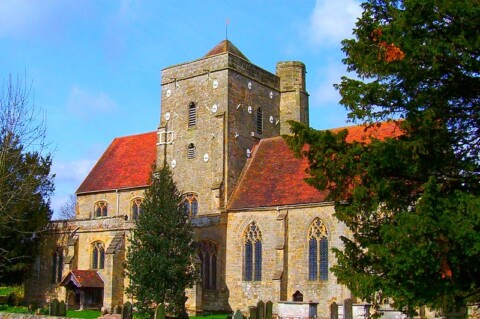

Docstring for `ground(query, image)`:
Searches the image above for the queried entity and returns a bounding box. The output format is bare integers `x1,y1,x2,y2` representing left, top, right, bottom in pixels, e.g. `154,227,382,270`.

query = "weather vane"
226,18,230,40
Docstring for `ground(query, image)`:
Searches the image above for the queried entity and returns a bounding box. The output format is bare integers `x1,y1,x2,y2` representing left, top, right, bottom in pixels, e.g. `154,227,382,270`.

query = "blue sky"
0,0,362,219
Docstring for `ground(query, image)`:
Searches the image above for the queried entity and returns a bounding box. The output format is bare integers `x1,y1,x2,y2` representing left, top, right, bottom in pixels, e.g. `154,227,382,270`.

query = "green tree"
287,0,479,315
0,75,54,283
125,166,197,318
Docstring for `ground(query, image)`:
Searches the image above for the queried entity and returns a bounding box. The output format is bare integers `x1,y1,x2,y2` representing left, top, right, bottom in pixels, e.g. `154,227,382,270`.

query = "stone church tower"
156,39,310,312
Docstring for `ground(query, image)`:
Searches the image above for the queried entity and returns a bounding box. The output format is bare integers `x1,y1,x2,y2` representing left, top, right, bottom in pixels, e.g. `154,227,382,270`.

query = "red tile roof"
59,270,104,288
228,121,401,210
76,131,157,194
205,40,249,61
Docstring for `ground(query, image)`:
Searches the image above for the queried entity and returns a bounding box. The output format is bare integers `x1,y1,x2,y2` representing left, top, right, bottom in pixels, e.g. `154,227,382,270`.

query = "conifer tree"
287,0,479,315
125,166,197,318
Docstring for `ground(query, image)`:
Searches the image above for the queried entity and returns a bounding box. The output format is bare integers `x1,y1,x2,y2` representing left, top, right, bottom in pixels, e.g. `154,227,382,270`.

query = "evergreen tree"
287,0,479,314
0,75,54,283
125,166,197,318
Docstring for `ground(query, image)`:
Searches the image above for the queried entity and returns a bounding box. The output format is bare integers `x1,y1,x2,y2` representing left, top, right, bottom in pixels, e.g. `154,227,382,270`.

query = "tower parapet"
276,61,309,135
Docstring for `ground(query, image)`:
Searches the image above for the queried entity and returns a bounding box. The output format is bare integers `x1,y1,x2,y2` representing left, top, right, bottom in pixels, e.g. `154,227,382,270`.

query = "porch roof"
59,270,104,288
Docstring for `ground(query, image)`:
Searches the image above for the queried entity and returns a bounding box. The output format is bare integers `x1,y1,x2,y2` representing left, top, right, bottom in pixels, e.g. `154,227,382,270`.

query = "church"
25,40,399,317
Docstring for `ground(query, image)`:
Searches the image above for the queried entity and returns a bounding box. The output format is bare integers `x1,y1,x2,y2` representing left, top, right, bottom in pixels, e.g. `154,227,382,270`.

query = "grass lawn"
189,314,229,319
66,309,102,319
0,286,24,297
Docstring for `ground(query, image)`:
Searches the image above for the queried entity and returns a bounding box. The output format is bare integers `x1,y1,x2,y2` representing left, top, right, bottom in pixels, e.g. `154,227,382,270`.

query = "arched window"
244,221,262,281
198,240,218,290
94,201,108,217
51,247,63,283
187,143,196,159
91,241,105,269
256,107,263,135
308,218,328,281
131,198,143,220
188,102,197,127
183,193,198,216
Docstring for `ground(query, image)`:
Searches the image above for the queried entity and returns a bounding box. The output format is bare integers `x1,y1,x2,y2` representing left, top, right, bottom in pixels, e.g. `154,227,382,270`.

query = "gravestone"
58,300,67,316
233,310,244,319
249,306,257,319
265,301,273,319
154,304,166,319
256,301,265,319
122,301,133,319
330,302,338,319
344,299,353,319
49,298,59,316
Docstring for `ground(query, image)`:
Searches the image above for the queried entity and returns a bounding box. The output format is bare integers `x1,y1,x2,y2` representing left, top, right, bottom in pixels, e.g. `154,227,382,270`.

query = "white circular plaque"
247,106,252,114
212,80,219,89
165,112,171,121
171,159,177,168
211,104,218,113
166,89,171,97
247,81,252,90
203,153,209,162
270,116,274,123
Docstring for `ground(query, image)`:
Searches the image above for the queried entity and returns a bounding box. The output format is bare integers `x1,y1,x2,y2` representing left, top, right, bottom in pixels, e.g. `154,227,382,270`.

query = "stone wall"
225,204,351,317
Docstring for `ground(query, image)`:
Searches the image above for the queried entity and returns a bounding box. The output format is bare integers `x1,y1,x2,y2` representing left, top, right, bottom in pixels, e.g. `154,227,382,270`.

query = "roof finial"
225,18,230,40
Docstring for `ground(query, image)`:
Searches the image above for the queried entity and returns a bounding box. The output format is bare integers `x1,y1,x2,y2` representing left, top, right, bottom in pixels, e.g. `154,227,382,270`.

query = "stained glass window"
244,221,262,281
308,217,328,281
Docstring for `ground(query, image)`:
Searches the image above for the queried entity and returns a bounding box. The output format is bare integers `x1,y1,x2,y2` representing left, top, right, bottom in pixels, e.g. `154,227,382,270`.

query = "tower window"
94,201,108,217
188,102,197,127
187,143,196,159
183,193,198,216
308,217,329,281
244,221,262,281
256,107,263,135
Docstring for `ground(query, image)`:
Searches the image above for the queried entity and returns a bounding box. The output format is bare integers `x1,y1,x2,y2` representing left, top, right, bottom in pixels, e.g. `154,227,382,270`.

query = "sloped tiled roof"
205,40,249,61
228,121,402,210
106,232,124,254
59,270,104,288
76,131,157,194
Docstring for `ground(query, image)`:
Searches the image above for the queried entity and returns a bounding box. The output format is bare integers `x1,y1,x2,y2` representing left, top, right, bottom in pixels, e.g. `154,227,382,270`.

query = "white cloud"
307,0,362,47
67,85,117,118
311,60,347,107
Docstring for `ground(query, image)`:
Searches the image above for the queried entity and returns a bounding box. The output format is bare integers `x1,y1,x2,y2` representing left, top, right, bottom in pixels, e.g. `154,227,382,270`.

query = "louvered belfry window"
188,102,197,127
308,217,329,281
187,143,196,159
256,107,263,135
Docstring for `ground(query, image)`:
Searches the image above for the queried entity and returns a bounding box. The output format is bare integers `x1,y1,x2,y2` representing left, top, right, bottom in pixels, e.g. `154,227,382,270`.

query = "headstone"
49,298,59,316
114,305,122,314
344,298,353,319
249,306,257,319
233,310,244,319
154,303,166,319
265,301,273,319
330,302,339,319
122,301,133,319
256,301,265,319
59,300,67,316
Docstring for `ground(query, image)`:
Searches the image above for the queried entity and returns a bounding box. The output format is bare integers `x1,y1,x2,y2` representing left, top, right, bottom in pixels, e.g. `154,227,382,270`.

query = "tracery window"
183,193,198,216
91,241,105,270
131,198,143,220
256,107,263,135
187,143,196,159
308,217,328,281
198,240,218,290
51,247,63,283
244,221,262,281
188,102,197,127
94,201,108,217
